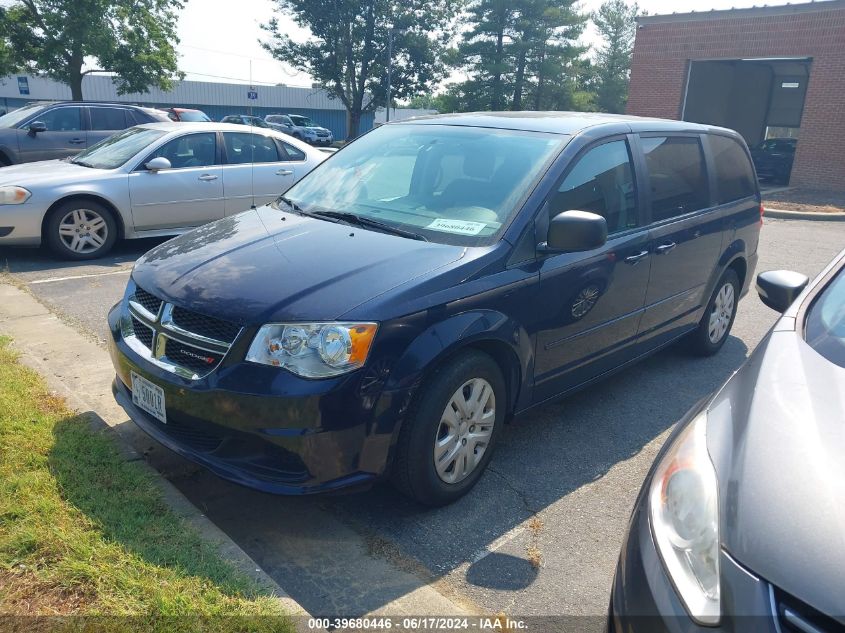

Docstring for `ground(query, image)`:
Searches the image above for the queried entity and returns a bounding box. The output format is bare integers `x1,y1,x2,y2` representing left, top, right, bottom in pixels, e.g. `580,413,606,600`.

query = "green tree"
262,0,460,139
592,0,639,113
2,0,184,101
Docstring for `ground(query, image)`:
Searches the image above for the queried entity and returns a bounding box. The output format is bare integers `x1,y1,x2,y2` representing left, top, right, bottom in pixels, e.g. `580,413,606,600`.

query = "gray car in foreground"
610,247,845,632
0,122,324,259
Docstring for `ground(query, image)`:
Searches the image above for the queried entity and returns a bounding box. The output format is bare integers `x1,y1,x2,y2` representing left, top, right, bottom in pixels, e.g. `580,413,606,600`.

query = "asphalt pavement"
2,217,844,619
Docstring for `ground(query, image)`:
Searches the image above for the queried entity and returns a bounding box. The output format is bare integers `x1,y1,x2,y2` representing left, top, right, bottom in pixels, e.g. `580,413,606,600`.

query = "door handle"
69,138,86,145
624,250,650,264
656,242,677,255
198,174,218,181
276,169,293,176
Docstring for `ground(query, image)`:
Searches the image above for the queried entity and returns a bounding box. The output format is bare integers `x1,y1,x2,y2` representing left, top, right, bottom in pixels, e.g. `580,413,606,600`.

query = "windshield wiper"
72,159,95,168
309,210,428,242
278,196,306,214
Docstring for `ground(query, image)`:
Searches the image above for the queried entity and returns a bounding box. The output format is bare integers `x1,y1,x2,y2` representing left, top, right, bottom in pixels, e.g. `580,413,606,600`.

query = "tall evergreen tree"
592,0,639,113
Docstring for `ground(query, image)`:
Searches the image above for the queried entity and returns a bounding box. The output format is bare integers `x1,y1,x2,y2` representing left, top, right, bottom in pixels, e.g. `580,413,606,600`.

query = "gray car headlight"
649,410,720,625
246,322,378,378
0,186,31,205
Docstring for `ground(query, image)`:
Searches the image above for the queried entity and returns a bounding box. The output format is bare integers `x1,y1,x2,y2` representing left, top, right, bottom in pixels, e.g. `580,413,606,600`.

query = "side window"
710,135,756,205
34,107,82,132
279,141,306,161
550,140,639,234
641,136,709,222
90,107,128,131
146,133,216,169
223,132,280,164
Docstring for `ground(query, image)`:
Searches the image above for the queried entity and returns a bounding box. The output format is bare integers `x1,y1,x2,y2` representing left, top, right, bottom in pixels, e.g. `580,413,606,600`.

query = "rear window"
710,135,756,204
805,267,845,368
641,136,710,222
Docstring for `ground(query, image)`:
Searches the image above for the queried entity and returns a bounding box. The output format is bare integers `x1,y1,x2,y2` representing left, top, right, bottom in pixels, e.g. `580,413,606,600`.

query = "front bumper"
0,201,45,246
107,302,409,494
609,408,778,633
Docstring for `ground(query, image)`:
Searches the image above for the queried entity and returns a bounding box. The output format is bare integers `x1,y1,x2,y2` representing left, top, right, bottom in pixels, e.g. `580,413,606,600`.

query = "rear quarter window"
641,136,709,222
805,268,845,368
710,135,757,204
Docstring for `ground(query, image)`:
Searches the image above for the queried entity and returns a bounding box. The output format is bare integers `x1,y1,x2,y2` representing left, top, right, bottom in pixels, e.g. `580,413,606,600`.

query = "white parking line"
28,268,133,285
469,525,526,564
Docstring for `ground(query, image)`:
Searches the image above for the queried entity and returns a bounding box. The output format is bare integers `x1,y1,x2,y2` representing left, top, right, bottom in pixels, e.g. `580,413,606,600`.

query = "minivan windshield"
805,266,845,368
71,127,167,169
281,123,566,246
0,104,43,128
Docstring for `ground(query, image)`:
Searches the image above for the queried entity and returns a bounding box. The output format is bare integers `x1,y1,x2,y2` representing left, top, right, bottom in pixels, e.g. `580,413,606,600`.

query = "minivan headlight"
649,411,720,625
246,322,378,378
0,186,31,205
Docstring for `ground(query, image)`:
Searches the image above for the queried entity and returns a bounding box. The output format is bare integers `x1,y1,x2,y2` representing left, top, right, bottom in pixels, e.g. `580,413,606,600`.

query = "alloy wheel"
708,282,735,344
58,208,109,255
433,377,496,484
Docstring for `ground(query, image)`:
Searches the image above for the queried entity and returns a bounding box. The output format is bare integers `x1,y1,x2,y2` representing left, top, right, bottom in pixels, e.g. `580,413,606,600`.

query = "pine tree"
593,0,640,113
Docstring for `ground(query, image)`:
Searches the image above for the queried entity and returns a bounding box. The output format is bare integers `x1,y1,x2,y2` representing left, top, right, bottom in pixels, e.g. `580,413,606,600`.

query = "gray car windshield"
281,124,565,246
0,104,44,128
290,115,314,127
805,266,845,368
71,127,167,169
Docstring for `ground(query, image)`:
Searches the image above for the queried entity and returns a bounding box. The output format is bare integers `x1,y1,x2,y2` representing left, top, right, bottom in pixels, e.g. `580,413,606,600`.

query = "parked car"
0,101,170,166
264,114,296,134
0,122,324,259
609,248,845,632
285,114,334,146
750,137,797,184
160,107,212,123
220,114,272,129
107,112,761,506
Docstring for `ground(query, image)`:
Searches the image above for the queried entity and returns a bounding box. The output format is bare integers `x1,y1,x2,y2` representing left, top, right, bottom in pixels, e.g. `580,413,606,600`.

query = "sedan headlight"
0,186,31,205
649,411,720,625
246,322,378,378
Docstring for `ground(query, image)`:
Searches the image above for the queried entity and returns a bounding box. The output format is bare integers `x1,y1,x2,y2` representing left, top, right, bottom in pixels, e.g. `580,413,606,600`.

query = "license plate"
131,371,166,424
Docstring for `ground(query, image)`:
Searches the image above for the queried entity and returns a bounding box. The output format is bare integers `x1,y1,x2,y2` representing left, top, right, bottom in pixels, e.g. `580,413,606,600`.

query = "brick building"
626,0,845,190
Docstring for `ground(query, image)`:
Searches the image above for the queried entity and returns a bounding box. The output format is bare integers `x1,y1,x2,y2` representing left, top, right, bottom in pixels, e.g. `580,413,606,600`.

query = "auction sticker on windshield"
131,371,166,424
427,218,487,235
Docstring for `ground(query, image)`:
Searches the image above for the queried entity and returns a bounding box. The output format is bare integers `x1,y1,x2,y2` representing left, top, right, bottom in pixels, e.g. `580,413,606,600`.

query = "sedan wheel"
45,200,118,260
434,378,496,484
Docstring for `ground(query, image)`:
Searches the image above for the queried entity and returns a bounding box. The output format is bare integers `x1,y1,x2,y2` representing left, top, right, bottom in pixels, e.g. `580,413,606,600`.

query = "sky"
151,0,817,89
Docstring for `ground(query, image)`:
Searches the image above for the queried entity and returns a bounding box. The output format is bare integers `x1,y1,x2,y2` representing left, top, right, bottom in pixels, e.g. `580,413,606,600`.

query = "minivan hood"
0,159,110,186
131,204,466,324
708,330,845,619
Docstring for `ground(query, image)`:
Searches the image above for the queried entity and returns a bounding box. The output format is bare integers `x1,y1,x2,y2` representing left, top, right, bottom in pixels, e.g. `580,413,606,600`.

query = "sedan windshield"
281,124,566,246
71,127,167,169
805,266,845,368
0,104,43,128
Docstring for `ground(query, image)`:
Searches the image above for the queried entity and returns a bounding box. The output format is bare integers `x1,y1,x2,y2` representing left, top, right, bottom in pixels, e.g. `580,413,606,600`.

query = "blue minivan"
107,112,761,506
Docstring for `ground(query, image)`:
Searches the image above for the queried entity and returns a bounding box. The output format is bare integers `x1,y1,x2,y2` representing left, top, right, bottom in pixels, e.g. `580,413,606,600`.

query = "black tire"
44,199,118,260
0,153,10,167
391,350,506,506
687,268,740,357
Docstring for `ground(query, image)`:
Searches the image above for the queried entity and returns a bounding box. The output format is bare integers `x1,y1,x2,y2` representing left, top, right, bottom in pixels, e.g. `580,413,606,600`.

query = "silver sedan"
0,122,326,259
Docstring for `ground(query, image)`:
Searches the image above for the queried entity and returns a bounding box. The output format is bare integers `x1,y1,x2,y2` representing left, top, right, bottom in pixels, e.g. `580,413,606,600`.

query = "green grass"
0,336,293,632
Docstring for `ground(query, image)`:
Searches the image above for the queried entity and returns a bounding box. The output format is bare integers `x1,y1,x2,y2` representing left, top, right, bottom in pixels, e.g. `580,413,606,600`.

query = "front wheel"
391,350,506,506
687,269,740,356
44,200,118,260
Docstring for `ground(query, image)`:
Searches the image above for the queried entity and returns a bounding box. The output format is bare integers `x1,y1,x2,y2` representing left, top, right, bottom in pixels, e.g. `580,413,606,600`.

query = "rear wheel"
45,200,118,260
391,350,505,506
687,269,740,356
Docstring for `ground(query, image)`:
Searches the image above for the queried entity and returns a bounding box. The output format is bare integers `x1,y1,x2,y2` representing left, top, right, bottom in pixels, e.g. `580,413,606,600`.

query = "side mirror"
145,156,172,172
756,270,809,313
541,210,608,253
28,121,47,135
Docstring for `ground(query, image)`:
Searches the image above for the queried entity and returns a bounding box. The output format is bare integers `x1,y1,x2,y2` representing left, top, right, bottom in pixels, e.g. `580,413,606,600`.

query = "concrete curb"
764,207,845,221
0,280,312,627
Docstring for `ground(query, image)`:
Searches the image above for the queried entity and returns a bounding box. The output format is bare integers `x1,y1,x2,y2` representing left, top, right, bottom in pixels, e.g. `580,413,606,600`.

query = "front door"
636,135,723,345
128,132,225,231
16,106,87,162
220,131,298,215
533,138,652,402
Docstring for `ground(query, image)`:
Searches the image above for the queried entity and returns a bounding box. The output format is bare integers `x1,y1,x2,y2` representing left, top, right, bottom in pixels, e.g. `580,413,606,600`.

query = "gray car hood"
707,329,845,618
0,159,111,186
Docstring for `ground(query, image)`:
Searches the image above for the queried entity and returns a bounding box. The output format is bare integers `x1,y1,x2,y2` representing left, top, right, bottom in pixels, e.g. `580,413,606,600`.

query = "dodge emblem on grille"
178,348,216,364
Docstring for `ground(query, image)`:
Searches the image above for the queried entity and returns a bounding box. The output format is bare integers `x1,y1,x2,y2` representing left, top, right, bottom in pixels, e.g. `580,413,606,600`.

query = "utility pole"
386,28,394,123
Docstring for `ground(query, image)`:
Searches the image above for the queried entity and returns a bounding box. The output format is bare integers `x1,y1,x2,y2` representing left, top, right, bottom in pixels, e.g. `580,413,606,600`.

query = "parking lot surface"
2,217,844,618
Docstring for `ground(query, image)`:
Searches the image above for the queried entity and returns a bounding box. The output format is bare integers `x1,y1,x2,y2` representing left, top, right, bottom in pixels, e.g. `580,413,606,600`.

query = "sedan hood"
131,204,466,324
0,159,110,186
708,330,845,619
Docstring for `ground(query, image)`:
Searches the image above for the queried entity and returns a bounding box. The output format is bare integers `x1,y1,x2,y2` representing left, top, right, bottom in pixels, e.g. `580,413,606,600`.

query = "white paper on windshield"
427,218,487,236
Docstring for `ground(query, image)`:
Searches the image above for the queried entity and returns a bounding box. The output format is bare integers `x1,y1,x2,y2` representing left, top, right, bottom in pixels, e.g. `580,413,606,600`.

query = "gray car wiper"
72,159,96,168
310,210,428,242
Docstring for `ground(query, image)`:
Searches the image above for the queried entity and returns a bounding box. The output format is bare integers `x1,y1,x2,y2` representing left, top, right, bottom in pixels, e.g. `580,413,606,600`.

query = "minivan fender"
383,309,534,416
705,238,750,303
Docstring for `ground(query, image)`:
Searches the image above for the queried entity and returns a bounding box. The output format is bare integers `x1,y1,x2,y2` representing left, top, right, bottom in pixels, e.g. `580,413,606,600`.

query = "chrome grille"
124,284,242,380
